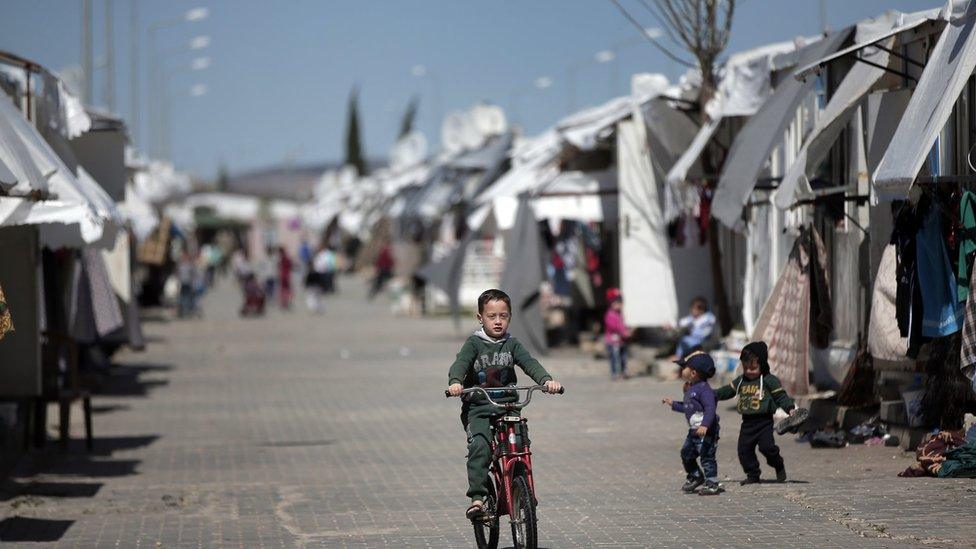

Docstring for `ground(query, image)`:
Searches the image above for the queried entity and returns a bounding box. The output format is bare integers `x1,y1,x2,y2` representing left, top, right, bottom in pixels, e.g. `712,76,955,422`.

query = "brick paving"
1,277,975,547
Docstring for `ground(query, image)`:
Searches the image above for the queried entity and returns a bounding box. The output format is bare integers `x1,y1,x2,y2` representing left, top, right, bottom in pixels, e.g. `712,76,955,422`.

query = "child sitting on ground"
446,289,562,520
662,351,721,495
715,341,800,484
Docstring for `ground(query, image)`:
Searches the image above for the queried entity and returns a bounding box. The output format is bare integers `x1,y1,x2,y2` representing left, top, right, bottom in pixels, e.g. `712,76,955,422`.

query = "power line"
605,0,694,68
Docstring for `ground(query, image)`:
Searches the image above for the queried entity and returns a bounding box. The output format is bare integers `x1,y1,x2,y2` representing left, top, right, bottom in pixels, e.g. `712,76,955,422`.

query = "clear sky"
0,0,943,179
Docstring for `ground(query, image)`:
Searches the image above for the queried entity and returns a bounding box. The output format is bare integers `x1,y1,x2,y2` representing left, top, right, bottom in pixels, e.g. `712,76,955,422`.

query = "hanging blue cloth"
916,206,963,337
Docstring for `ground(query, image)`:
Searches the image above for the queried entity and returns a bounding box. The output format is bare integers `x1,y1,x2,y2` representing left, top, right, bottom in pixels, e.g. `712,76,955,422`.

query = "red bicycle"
445,385,564,549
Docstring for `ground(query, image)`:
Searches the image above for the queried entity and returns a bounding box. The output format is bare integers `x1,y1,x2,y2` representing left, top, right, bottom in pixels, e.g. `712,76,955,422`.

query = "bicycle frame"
445,385,560,518
489,415,535,517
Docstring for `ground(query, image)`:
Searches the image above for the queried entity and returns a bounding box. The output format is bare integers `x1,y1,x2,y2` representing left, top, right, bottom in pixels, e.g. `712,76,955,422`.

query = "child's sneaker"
775,408,809,435
681,478,703,493
699,481,722,496
775,466,787,482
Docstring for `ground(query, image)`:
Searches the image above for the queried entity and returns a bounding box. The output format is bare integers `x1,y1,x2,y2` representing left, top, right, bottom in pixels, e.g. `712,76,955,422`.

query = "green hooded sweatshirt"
715,373,795,416
448,329,552,404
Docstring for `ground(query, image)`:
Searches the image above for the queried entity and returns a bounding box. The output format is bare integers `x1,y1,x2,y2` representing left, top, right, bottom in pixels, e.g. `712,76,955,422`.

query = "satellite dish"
338,165,358,188
315,170,338,199
390,132,428,169
470,104,507,137
441,111,471,153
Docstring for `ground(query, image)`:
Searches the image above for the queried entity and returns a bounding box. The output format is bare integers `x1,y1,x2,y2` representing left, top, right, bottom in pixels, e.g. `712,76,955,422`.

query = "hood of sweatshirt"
473,328,510,343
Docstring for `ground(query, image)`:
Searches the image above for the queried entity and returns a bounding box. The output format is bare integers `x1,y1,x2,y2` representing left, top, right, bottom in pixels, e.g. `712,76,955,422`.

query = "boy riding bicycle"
447,289,562,520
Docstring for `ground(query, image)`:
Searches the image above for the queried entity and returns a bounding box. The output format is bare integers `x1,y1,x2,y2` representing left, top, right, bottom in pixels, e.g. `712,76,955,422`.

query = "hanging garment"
751,228,812,396
809,228,833,348
70,249,125,344
958,191,976,302
959,262,976,383
893,205,924,357
916,206,963,337
0,281,13,340
868,245,912,365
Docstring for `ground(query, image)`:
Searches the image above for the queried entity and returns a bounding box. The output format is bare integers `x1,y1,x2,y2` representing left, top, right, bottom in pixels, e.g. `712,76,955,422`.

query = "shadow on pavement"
258,439,335,448
86,435,159,456
24,457,141,478
0,480,102,501
94,363,172,397
0,516,75,542
90,403,132,414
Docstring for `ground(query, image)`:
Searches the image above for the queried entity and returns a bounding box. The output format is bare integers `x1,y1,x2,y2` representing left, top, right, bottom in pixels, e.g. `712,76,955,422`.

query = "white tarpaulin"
874,0,976,198
777,10,941,210
0,91,57,195
0,93,117,248
531,169,617,224
119,182,159,241
712,29,851,229
616,119,678,327
666,40,800,187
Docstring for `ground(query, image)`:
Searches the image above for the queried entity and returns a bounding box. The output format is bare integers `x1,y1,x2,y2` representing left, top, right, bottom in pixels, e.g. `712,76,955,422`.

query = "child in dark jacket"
715,341,798,484
662,351,721,495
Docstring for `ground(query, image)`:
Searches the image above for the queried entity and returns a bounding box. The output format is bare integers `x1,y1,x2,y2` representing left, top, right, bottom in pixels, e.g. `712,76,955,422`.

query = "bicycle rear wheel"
473,478,499,549
509,474,537,549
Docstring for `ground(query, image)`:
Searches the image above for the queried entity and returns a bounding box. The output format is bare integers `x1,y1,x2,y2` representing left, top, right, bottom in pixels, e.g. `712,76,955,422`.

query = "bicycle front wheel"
473,478,499,549
509,474,537,549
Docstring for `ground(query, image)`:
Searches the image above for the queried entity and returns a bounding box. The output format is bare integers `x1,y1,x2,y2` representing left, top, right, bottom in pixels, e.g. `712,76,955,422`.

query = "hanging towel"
0,281,13,340
869,245,914,367
751,228,812,396
917,206,963,337
809,228,833,348
958,191,976,302
960,263,976,383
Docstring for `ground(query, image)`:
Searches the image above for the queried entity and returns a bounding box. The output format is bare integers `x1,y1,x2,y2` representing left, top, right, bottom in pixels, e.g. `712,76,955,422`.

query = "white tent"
874,0,976,197
776,9,943,210
0,93,117,249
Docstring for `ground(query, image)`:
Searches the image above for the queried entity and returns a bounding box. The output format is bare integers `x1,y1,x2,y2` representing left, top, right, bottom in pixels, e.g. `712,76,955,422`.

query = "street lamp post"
509,75,553,127
412,65,442,144
159,56,211,160
567,27,661,113
145,7,208,155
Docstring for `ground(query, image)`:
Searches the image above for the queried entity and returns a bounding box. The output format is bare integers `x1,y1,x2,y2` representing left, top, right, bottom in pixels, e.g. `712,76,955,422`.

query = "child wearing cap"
603,288,633,380
715,341,800,484
662,350,721,495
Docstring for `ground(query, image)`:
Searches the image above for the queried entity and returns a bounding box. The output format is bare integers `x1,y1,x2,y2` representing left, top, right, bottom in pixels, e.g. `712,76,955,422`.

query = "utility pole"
104,0,115,110
82,0,93,102
130,0,139,145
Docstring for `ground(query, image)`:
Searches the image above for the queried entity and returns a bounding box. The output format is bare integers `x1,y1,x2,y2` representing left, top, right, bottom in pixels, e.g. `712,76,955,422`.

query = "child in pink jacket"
604,288,633,380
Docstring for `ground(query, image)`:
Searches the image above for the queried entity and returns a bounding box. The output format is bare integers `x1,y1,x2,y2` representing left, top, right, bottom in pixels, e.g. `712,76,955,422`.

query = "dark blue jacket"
670,380,719,434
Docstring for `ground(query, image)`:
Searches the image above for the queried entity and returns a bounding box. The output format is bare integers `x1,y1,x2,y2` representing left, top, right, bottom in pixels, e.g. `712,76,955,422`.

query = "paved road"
2,276,975,548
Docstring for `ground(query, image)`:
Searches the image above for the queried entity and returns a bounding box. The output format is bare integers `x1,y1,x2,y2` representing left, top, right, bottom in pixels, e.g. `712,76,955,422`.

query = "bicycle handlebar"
444,385,565,409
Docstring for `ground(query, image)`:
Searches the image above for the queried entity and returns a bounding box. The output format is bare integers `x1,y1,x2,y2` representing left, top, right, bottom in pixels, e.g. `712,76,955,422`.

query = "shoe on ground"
699,482,722,496
775,467,787,482
775,408,810,435
681,478,703,493
740,476,761,486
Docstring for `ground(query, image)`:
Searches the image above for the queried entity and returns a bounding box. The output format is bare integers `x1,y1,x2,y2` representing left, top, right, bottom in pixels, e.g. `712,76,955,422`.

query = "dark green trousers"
461,402,518,501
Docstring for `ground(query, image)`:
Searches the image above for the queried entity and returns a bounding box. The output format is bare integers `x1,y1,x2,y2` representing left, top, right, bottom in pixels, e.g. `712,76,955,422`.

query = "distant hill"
223,159,386,201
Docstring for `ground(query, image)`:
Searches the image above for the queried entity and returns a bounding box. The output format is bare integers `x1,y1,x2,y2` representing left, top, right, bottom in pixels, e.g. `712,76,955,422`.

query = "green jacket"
715,374,795,416
448,329,552,404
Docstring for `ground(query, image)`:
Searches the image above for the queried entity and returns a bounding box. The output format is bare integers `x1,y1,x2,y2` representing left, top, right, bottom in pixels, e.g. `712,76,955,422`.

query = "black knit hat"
740,341,770,375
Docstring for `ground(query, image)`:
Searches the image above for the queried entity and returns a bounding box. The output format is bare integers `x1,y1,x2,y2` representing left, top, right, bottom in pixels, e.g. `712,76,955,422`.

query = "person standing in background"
369,241,394,300
278,246,294,310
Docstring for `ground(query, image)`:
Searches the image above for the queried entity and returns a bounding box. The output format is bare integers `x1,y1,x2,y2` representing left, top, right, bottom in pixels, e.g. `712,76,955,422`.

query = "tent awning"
711,28,852,229
874,4,976,198
793,14,941,80
776,11,938,209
